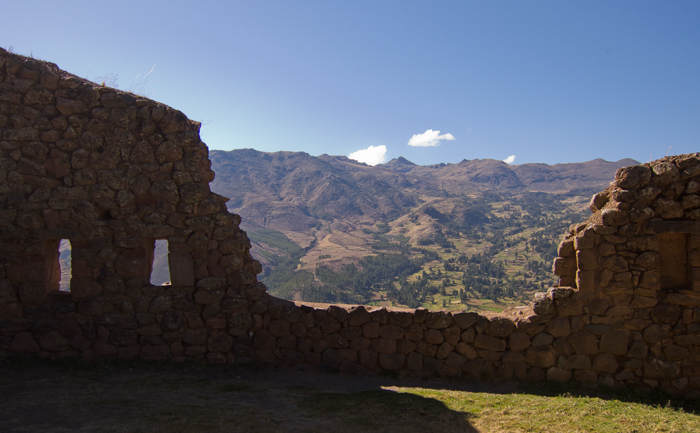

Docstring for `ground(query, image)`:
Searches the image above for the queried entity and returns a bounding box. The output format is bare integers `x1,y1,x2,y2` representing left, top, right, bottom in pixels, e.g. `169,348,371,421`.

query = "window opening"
58,239,72,292
150,239,172,286
658,233,690,291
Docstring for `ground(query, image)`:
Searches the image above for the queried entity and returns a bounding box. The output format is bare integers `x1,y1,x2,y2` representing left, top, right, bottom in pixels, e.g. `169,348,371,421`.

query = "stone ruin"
1,48,700,395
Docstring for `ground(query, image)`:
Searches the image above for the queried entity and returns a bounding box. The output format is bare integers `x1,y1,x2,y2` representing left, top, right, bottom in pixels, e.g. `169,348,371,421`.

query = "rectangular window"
58,239,72,291
150,239,172,286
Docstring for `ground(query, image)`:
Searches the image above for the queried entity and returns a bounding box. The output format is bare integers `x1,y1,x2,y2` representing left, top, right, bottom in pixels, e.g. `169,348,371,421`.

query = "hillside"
207,149,637,312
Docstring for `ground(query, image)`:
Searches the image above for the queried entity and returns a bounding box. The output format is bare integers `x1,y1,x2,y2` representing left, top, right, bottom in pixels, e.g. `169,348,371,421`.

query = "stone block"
424,328,444,345
445,351,467,370
455,342,477,360
407,352,423,371
474,334,506,352
574,370,598,384
486,317,515,338
396,338,416,355
663,345,689,362
592,353,618,373
650,304,682,325
568,354,592,370
442,325,461,345
552,257,575,276
362,321,380,339
404,323,423,341
576,270,596,293
425,311,453,329
436,342,454,359
548,317,571,338
531,332,554,347
358,349,379,370
379,324,404,340
453,312,479,329
526,346,556,368
509,332,531,351
373,338,396,355
577,250,599,271
167,252,194,286
644,357,680,378
568,330,599,355
599,330,629,355
9,331,40,353
547,367,572,382
347,306,371,327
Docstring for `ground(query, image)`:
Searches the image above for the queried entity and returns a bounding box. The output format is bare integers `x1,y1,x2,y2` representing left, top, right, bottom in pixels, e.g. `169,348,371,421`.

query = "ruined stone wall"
0,49,265,363
2,49,699,395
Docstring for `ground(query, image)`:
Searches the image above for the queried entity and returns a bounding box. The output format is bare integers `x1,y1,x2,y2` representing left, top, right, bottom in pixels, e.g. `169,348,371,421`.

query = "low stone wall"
1,49,699,396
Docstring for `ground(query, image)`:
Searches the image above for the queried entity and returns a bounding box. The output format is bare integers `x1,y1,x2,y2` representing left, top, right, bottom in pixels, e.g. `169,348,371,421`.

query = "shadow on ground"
2,357,699,433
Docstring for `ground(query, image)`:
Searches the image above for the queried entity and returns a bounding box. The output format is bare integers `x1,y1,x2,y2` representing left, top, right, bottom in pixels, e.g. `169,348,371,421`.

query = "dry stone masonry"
1,49,699,395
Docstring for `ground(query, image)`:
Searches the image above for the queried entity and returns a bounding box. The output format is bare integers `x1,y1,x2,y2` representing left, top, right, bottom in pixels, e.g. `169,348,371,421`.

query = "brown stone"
416,341,438,357
9,331,40,353
547,367,572,382
643,324,672,345
379,353,405,370
574,370,598,384
474,334,506,352
601,255,629,273
526,346,556,368
650,304,682,325
396,338,416,355
455,342,478,359
616,165,651,190
460,327,476,343
347,306,370,326
599,330,629,355
373,338,397,355
436,342,454,359
207,333,233,353
486,317,515,337
453,312,479,329
663,345,689,362
407,352,423,371
568,331,599,355
552,257,575,276
644,357,680,378
509,332,531,351
442,325,462,345
547,317,571,338
404,323,423,341
379,324,404,340
362,321,380,339
424,328,444,345
358,349,379,370
591,354,618,373
425,311,453,329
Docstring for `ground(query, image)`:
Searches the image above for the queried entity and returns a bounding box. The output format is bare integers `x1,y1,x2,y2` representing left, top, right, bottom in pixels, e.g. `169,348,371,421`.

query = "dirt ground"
0,359,507,433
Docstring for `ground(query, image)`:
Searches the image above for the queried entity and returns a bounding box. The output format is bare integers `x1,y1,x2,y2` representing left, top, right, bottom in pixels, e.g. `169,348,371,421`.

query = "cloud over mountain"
408,129,455,147
348,145,387,166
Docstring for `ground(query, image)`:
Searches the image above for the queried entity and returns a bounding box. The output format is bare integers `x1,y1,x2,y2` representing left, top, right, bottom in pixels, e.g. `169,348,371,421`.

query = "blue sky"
2,1,698,166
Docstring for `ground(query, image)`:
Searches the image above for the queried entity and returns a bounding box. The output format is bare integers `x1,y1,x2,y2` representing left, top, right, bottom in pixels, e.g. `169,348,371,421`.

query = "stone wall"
0,49,265,363
2,49,700,395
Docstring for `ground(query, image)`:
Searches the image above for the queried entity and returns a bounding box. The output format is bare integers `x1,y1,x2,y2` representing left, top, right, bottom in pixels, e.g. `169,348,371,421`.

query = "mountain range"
210,149,637,235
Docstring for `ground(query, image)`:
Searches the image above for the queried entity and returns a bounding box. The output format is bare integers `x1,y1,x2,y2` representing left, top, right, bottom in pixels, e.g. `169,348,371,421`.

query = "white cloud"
503,155,516,164
348,145,387,166
407,129,455,147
